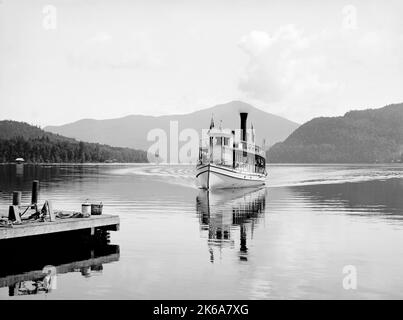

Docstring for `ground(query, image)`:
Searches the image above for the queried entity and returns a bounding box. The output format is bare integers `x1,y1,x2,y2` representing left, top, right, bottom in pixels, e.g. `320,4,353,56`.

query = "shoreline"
1,162,403,166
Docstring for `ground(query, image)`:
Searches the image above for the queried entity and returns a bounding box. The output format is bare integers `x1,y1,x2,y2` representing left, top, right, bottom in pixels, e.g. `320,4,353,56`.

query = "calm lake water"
1,163,403,299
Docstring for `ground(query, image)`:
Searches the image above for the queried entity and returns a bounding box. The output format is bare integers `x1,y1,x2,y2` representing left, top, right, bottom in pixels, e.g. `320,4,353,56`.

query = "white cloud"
238,24,403,121
238,25,337,105
238,30,273,57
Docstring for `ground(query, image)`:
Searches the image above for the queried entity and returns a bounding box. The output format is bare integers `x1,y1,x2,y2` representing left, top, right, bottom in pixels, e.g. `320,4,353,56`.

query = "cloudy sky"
1,0,402,126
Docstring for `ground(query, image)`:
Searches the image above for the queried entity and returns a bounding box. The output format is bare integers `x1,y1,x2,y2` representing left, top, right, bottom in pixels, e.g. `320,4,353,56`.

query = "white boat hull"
196,164,266,189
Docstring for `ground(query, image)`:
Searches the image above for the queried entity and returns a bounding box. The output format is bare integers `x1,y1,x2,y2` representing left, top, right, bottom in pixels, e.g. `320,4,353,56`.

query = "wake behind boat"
196,112,267,189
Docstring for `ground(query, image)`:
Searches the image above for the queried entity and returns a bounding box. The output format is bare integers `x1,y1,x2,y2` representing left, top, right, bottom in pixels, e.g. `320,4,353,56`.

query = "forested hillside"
268,103,403,163
0,120,148,163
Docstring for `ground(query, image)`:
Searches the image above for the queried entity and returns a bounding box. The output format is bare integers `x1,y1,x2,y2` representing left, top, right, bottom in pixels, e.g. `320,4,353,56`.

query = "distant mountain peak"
45,101,299,151
205,100,261,113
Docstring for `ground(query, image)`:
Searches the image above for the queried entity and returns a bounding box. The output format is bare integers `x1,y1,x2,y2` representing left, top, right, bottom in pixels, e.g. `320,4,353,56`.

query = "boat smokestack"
240,112,248,142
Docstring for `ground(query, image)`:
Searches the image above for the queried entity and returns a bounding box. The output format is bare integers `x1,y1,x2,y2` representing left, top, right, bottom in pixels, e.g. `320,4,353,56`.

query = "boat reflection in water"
0,231,119,297
196,187,266,262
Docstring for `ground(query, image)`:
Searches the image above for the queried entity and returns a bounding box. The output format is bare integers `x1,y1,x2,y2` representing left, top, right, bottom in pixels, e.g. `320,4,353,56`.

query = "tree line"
0,136,148,163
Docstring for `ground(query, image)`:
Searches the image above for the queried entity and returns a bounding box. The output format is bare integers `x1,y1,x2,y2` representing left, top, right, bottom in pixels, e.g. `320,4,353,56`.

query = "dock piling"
31,180,39,205
12,191,21,206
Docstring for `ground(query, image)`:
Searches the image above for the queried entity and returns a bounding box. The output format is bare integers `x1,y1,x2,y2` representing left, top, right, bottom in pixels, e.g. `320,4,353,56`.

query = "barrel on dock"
82,203,91,217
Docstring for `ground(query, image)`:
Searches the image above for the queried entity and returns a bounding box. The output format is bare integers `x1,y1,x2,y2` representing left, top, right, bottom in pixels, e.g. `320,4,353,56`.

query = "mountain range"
268,103,403,163
45,101,300,152
4,100,402,164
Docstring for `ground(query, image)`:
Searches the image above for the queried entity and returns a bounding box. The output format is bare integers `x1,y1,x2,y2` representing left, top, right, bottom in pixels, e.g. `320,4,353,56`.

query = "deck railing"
199,138,265,157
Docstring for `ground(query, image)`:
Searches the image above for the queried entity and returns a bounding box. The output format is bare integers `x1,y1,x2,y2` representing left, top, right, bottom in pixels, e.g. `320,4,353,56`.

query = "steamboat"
196,112,267,189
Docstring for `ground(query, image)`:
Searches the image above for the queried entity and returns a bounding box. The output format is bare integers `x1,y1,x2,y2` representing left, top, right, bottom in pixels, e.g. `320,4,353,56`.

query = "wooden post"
31,180,39,205
10,191,22,223
12,191,21,206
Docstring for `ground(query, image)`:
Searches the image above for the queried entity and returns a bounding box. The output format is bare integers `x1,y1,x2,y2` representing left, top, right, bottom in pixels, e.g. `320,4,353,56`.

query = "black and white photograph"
1,0,403,305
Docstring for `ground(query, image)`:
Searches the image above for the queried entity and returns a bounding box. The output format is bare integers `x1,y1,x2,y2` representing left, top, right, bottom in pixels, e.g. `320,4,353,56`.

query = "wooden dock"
0,214,120,240
0,181,120,242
